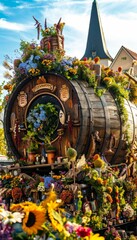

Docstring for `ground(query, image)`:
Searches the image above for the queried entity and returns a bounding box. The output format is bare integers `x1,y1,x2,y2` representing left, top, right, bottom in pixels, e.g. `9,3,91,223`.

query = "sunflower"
84,233,104,240
22,204,46,235
83,233,104,240
47,200,65,233
10,201,35,212
40,184,57,209
91,233,104,240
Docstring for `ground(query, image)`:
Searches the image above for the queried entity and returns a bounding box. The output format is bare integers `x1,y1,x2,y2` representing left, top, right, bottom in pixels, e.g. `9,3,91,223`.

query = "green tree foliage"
0,127,7,155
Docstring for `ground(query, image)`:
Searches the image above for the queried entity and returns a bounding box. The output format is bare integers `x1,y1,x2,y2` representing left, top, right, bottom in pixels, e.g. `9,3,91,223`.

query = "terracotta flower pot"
27,152,36,164
46,150,56,164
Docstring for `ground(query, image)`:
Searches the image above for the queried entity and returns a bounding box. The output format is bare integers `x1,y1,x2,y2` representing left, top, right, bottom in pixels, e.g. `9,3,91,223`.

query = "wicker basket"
40,34,64,52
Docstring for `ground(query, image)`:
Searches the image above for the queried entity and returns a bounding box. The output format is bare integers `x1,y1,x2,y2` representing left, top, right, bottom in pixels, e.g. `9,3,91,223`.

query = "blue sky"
1,0,137,84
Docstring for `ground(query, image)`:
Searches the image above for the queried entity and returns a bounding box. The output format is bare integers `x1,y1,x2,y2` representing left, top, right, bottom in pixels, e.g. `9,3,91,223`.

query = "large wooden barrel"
4,73,137,164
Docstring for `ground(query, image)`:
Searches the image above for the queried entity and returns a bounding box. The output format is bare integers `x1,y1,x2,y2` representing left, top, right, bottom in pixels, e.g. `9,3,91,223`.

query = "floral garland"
115,186,120,220
27,102,58,141
3,39,137,107
0,197,104,240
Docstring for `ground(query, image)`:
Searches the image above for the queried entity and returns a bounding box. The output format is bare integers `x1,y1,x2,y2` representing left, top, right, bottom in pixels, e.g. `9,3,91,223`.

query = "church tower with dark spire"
82,0,113,66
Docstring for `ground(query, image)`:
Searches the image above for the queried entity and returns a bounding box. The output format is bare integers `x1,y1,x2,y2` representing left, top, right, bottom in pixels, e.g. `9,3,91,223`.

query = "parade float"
0,17,137,239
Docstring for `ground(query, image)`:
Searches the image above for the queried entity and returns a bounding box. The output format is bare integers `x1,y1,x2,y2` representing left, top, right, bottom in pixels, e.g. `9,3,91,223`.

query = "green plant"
27,103,58,142
41,19,65,38
44,136,56,151
22,131,39,153
41,26,57,37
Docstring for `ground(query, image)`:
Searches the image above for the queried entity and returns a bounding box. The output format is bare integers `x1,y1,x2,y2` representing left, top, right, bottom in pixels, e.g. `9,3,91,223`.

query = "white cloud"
101,10,137,57
1,0,137,79
16,2,40,9
0,18,33,31
0,3,7,11
39,0,91,58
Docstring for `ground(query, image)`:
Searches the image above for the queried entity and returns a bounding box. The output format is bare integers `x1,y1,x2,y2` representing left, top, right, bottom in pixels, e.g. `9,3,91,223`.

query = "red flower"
94,57,100,63
76,226,92,237
5,95,9,101
118,66,122,72
83,57,88,61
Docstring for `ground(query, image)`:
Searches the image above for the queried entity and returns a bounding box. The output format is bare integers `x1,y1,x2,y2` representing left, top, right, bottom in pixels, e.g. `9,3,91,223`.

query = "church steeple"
82,0,112,65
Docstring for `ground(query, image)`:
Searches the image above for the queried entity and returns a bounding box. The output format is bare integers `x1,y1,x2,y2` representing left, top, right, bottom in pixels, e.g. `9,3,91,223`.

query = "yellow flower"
52,175,61,179
82,216,90,224
107,186,113,193
22,204,46,235
103,77,112,84
93,154,100,160
42,59,52,66
68,67,78,74
91,233,104,240
97,177,104,185
94,158,104,168
29,68,40,76
47,200,67,234
107,194,113,203
10,201,36,212
47,200,57,210
41,193,57,209
83,233,104,240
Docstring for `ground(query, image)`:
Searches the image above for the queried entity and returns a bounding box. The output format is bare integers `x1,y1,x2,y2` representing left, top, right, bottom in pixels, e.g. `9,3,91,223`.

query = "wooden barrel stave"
4,73,137,164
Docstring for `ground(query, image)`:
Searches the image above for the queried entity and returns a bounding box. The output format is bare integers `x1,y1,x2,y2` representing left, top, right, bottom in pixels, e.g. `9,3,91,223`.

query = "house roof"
110,46,137,68
82,0,112,60
124,46,137,60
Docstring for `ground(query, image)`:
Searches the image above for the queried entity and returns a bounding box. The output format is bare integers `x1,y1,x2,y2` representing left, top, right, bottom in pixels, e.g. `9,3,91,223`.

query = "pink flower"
76,226,92,237
65,221,79,233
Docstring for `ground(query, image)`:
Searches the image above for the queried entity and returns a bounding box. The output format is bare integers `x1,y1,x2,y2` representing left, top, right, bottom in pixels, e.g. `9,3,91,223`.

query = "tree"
0,127,7,155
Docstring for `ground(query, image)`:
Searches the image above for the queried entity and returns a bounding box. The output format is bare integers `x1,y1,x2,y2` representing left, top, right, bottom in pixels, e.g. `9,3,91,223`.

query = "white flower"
0,209,24,224
12,212,24,223
37,182,45,192
123,203,134,218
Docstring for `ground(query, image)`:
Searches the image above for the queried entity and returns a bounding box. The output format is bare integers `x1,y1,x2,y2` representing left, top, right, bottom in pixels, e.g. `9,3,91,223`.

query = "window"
121,57,127,60
92,51,96,58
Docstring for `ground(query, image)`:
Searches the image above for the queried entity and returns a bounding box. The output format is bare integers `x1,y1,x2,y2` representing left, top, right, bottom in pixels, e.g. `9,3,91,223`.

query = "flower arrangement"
0,188,105,240
41,18,65,38
0,172,39,202
41,25,57,37
3,37,135,102
1,149,137,238
104,227,122,240
26,102,58,142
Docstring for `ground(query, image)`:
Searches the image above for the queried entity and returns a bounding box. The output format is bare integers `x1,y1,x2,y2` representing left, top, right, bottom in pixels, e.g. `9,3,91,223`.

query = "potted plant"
40,18,65,52
44,136,56,164
22,131,39,164
24,102,58,164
